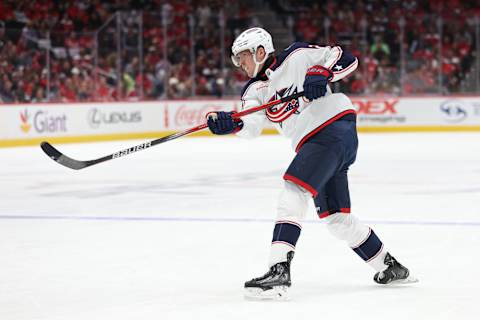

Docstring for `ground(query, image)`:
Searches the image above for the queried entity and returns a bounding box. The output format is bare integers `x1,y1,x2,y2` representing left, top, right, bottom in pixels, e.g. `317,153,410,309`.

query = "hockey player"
207,27,417,300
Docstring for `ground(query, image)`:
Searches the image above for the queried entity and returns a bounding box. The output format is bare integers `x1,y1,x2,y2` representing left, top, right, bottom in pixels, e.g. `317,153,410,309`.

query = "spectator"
370,35,391,64
0,0,476,103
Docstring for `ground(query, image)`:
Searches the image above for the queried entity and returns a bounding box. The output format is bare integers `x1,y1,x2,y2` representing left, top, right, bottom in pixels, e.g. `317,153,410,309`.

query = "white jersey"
236,42,358,152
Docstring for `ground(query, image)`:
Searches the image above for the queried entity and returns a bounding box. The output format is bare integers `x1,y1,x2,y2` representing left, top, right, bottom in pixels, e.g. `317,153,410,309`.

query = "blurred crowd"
0,0,478,103
0,0,254,103
272,0,478,95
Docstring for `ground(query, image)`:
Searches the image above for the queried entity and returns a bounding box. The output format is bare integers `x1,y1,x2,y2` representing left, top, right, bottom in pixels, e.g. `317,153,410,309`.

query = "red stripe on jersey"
267,108,297,123
267,101,290,116
266,99,299,123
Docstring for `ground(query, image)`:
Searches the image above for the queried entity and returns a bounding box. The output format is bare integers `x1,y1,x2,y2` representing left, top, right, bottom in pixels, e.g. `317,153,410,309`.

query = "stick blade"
40,142,88,170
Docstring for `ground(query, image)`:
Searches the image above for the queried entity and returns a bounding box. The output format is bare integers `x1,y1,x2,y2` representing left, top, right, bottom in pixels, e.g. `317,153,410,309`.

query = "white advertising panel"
1,97,480,147
0,102,165,140
352,97,480,127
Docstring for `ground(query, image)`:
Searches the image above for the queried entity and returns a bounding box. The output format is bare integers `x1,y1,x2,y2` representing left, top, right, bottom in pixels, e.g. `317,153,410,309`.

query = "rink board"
1,96,480,147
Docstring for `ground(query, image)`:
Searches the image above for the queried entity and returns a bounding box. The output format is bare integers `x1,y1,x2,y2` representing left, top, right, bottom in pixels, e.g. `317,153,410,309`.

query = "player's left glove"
206,111,244,135
303,65,333,101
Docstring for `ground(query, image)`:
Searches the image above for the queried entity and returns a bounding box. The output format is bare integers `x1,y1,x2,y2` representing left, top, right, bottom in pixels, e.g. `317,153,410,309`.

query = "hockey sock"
324,213,388,272
269,220,301,266
269,181,309,266
351,228,388,272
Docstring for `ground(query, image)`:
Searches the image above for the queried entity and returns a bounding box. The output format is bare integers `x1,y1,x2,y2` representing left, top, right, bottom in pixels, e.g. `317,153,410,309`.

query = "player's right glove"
303,65,333,101
206,111,244,135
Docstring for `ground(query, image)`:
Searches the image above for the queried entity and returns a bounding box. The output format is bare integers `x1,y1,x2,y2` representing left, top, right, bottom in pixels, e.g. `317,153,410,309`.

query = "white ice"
1,133,479,320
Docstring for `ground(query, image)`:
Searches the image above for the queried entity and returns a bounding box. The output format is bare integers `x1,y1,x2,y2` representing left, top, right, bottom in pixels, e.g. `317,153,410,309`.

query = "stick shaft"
41,92,304,170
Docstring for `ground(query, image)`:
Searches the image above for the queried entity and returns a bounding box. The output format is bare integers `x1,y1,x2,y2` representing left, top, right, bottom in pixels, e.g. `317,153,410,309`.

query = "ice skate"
244,252,294,300
374,252,418,285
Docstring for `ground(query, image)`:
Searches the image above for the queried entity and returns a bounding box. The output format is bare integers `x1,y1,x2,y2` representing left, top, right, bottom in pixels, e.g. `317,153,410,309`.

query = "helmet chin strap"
251,49,269,78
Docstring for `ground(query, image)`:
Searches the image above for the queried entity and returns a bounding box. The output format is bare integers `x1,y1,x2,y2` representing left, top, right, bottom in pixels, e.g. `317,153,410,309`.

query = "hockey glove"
207,111,244,135
303,65,333,101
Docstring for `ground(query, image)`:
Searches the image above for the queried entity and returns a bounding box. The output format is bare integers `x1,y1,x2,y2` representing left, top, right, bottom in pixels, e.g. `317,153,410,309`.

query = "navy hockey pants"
284,118,358,219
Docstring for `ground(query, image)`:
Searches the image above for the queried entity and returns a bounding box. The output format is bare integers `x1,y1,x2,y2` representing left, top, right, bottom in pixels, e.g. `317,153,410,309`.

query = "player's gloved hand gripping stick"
40,91,304,170
303,65,333,101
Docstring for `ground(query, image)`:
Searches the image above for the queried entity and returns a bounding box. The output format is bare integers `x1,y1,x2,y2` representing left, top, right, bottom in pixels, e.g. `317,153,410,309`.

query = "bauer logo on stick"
112,142,153,159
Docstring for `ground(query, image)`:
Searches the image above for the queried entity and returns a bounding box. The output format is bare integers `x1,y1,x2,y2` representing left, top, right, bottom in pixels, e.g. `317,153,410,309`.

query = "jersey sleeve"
235,83,267,139
302,45,358,82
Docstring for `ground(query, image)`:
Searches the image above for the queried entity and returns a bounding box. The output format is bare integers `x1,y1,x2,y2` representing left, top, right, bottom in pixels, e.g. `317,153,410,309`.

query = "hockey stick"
40,91,304,170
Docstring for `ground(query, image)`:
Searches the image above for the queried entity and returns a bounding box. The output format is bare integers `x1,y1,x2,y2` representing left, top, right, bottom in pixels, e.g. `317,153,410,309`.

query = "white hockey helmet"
231,27,275,77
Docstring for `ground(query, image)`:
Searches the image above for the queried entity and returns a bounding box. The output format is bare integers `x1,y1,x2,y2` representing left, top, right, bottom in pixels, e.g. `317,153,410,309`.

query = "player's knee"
324,213,369,245
276,181,310,222
325,213,352,240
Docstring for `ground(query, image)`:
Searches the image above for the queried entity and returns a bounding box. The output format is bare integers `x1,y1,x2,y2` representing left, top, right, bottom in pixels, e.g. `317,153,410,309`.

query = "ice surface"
1,133,479,320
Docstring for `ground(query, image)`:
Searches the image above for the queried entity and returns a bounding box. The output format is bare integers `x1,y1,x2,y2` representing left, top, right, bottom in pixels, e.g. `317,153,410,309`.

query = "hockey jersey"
236,42,358,152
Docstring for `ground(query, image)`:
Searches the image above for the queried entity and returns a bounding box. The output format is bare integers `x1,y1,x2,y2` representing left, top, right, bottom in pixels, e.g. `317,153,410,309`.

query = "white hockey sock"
324,213,389,272
269,242,294,267
267,181,308,267
367,247,388,272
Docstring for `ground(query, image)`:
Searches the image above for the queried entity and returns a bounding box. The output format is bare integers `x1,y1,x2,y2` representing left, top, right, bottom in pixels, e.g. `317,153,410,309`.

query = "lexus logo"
88,108,142,128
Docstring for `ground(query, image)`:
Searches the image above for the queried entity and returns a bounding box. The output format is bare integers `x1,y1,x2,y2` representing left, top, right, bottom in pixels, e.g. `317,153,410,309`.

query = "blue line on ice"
0,214,479,226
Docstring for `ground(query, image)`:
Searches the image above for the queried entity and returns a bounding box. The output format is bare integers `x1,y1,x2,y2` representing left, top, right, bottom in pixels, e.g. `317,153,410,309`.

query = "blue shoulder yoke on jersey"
270,42,310,72
272,42,356,74
240,42,356,98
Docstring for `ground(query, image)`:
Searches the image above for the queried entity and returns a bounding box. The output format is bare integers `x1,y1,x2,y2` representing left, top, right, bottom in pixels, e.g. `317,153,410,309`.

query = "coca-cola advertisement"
168,101,238,129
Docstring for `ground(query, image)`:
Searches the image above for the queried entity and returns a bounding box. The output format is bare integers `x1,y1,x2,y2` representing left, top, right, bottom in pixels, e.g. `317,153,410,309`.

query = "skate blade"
385,274,419,285
397,274,419,284
244,286,290,301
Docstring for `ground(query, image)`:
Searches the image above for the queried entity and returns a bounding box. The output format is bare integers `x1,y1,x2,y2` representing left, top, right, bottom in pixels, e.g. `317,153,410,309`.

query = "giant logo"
19,110,31,133
20,109,67,133
87,108,142,129
439,100,468,123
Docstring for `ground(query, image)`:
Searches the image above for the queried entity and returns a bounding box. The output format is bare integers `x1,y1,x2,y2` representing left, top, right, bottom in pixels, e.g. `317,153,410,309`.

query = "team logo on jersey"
266,85,300,123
